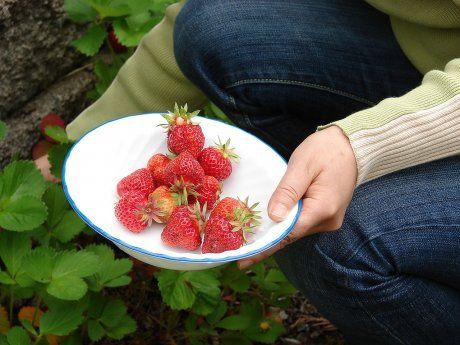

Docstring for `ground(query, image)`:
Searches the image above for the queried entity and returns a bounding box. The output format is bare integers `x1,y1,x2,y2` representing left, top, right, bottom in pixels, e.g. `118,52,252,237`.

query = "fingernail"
238,260,253,270
270,204,287,220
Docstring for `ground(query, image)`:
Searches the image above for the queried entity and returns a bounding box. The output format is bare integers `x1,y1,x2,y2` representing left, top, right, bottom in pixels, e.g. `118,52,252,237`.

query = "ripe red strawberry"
32,140,54,160
147,153,171,185
202,215,243,253
203,197,261,253
161,203,205,251
161,104,204,157
209,197,242,219
115,191,152,232
40,113,65,143
148,185,185,223
107,27,127,53
198,139,238,181
196,176,221,208
117,168,155,197
163,151,205,187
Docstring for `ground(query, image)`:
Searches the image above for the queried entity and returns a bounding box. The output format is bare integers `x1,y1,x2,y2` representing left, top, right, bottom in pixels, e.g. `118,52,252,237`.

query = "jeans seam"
351,290,409,345
224,78,375,106
226,92,292,155
345,223,460,265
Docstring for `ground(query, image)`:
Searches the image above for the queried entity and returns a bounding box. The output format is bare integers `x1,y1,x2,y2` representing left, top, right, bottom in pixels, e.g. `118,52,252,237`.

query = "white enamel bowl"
63,114,300,270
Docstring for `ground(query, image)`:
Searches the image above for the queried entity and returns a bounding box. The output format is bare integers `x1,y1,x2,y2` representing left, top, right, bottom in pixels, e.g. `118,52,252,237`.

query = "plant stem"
33,334,43,345
9,287,14,321
32,296,42,326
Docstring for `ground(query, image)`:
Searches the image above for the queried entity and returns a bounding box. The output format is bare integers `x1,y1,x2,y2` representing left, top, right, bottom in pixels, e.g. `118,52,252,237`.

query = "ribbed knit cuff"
319,59,460,185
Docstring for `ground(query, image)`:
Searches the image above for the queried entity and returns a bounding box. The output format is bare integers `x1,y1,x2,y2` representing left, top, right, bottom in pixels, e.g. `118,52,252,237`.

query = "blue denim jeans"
174,1,460,344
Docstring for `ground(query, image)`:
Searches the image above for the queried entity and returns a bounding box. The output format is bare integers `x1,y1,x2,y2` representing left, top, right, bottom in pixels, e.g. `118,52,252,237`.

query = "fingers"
238,196,345,270
238,229,300,270
268,156,313,222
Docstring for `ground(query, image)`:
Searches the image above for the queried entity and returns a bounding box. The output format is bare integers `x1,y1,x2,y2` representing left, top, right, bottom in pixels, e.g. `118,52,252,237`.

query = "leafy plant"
0,125,135,344
64,0,176,99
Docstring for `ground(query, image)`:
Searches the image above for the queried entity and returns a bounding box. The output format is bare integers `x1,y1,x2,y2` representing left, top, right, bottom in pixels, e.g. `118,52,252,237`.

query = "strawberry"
40,113,65,143
209,197,242,219
198,138,238,181
148,185,186,223
115,191,152,232
161,103,204,157
163,151,205,187
107,27,127,53
202,216,243,253
203,197,261,253
161,203,205,251
117,168,155,197
147,153,171,185
196,175,221,208
32,140,54,160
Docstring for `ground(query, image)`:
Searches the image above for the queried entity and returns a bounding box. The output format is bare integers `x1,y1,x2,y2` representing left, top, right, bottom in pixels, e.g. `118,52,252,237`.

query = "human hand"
238,126,357,269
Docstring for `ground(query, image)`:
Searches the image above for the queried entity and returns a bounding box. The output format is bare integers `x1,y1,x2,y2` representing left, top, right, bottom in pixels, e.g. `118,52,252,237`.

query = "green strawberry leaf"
112,17,156,47
53,211,86,243
64,0,98,23
53,251,99,279
43,185,68,228
87,320,105,341
44,126,69,144
86,0,131,18
40,305,84,336
0,271,15,285
47,275,87,300
0,232,31,278
125,12,151,31
22,247,55,283
216,315,252,331
0,196,47,232
6,327,30,345
105,315,136,340
42,185,86,243
104,275,131,287
72,25,106,56
221,263,251,293
206,300,228,325
100,299,126,328
48,143,71,179
157,270,196,310
19,320,36,337
84,244,132,291
0,161,46,201
265,268,288,283
244,319,286,344
0,121,7,140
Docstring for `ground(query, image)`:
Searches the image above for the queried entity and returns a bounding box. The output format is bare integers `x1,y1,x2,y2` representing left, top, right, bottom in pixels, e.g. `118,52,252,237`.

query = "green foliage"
0,149,135,344
0,121,7,140
65,0,176,98
155,260,293,344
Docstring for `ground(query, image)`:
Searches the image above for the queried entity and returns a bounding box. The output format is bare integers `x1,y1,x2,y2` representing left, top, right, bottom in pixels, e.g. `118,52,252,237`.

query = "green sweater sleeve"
66,1,206,141
321,58,460,185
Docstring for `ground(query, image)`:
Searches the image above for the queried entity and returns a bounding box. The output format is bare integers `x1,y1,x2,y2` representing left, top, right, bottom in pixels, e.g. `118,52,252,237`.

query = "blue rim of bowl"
62,113,302,263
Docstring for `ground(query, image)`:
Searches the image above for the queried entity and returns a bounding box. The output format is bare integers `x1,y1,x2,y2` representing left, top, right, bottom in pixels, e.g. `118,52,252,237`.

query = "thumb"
268,158,313,222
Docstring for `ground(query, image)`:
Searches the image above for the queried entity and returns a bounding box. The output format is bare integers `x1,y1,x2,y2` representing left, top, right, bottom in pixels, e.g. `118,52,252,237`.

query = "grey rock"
0,0,88,118
0,69,95,167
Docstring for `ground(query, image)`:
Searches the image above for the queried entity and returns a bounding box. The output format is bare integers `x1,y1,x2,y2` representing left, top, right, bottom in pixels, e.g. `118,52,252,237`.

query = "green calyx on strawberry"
227,197,261,241
198,138,239,181
159,103,200,132
202,197,261,253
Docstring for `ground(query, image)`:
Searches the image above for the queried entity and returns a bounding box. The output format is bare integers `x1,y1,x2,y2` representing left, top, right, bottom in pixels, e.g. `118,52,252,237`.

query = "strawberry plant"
64,0,176,99
0,126,136,344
